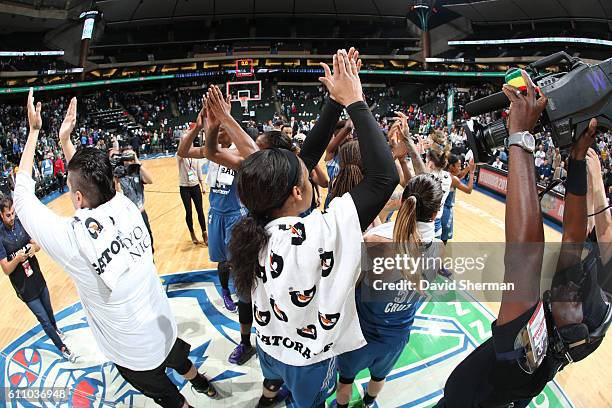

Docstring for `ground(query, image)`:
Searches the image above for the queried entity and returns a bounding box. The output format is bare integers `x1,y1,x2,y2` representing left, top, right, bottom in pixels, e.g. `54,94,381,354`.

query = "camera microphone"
465,91,509,117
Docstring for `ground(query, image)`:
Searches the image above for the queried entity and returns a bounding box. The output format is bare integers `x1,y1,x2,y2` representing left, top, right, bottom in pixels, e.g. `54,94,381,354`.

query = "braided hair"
329,140,362,200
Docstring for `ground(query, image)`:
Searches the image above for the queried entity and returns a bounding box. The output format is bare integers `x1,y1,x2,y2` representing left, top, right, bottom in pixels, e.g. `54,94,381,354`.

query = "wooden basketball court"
0,156,610,407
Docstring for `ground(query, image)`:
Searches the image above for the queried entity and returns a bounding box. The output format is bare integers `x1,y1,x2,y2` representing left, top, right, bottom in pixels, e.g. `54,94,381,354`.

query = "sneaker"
228,343,255,365
56,328,66,341
191,374,218,399
255,387,291,408
438,267,453,278
222,289,237,313
61,346,77,363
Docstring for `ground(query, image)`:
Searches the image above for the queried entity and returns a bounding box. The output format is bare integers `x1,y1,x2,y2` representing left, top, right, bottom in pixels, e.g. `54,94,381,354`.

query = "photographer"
16,93,218,407
0,195,74,362
111,148,155,253
436,71,610,407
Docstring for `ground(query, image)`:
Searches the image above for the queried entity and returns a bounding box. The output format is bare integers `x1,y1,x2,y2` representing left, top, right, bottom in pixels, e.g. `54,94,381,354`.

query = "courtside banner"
478,166,507,194
477,166,564,223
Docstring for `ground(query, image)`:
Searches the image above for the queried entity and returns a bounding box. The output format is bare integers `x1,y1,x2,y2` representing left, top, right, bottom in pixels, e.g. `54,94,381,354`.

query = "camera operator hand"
318,48,363,106
570,118,598,160
502,70,548,135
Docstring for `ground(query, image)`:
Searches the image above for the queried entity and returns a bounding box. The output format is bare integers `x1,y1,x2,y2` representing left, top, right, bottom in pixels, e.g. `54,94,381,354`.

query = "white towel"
71,207,131,291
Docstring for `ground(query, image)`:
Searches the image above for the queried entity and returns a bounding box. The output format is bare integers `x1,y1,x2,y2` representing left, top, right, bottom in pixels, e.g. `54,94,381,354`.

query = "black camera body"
465,52,612,163
110,152,137,178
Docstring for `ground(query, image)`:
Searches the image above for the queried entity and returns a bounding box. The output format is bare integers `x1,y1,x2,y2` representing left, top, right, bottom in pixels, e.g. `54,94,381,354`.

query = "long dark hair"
229,149,304,297
394,174,443,259
329,140,362,200
257,130,296,152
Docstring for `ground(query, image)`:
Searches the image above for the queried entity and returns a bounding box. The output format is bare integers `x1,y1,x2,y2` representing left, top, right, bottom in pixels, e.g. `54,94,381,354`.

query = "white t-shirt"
253,193,366,366
430,168,452,221
14,172,177,371
534,150,546,167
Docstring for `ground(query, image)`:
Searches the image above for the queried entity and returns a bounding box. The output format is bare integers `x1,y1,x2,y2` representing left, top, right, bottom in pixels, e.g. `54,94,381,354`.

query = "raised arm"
498,71,548,325
58,97,77,163
207,85,259,158
201,94,244,171
453,160,475,194
177,99,206,159
15,90,77,267
323,120,352,162
300,47,361,172
396,111,427,175
587,147,612,266
319,51,399,230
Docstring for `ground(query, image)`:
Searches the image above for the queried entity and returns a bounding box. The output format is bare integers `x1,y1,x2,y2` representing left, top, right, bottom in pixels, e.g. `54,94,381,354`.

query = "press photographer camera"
464,52,612,163
110,148,155,252
110,151,137,177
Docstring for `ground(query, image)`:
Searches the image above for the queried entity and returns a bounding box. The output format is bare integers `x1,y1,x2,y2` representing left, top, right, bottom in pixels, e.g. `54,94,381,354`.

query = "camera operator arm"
498,73,547,326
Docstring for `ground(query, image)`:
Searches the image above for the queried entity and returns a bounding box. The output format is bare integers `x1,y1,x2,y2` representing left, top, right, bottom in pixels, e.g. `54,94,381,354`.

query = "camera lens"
483,119,509,150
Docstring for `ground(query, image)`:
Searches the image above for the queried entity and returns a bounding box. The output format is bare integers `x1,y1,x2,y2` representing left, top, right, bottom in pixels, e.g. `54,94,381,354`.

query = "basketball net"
239,97,249,115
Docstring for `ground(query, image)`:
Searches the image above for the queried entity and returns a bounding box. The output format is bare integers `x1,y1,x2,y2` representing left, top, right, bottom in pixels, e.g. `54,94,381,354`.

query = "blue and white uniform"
430,169,452,239
206,160,247,263
440,187,456,242
337,221,441,381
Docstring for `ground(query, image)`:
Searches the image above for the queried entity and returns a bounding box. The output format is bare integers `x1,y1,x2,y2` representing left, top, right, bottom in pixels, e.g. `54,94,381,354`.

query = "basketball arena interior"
0,0,611,407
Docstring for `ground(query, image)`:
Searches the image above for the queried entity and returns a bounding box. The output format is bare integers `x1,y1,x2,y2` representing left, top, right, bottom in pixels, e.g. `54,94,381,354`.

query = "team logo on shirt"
256,264,267,283
319,251,334,277
85,217,103,239
253,305,271,326
296,324,317,340
289,285,317,307
269,252,284,279
279,222,306,245
318,312,340,330
270,298,288,322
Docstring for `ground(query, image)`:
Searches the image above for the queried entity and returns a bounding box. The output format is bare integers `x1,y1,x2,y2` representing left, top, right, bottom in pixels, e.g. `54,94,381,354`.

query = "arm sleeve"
13,172,78,266
345,101,400,231
299,98,343,172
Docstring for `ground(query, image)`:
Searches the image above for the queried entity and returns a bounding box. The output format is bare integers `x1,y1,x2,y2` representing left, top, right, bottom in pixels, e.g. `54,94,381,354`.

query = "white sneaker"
61,346,77,363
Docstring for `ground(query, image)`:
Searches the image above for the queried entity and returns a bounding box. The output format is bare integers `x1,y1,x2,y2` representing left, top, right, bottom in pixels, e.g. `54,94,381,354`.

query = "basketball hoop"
239,97,249,114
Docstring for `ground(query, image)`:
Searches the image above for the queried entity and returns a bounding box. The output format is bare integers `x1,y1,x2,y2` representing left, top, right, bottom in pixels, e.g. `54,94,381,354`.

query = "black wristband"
566,158,587,196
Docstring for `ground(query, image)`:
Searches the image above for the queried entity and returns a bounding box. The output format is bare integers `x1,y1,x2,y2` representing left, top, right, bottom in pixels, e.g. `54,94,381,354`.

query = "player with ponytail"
334,174,443,408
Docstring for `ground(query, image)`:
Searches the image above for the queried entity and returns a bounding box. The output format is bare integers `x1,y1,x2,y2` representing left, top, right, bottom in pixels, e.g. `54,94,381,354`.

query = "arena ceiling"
444,0,611,24
1,0,609,34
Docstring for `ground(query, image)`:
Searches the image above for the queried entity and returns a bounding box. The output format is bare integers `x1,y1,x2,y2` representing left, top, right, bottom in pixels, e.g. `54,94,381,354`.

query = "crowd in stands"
0,81,611,202
0,56,74,72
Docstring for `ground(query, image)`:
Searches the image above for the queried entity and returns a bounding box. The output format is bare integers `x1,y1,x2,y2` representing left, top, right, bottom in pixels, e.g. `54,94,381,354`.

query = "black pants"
115,338,193,408
141,209,154,254
56,172,65,192
179,185,206,234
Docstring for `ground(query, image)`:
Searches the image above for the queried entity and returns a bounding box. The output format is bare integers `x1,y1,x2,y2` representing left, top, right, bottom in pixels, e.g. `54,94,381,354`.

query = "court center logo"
0,270,575,408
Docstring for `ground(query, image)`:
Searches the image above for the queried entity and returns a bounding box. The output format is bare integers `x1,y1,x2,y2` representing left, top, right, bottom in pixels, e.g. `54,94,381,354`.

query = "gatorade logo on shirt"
289,285,317,307
319,251,334,277
270,298,289,322
254,304,271,326
318,312,340,330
